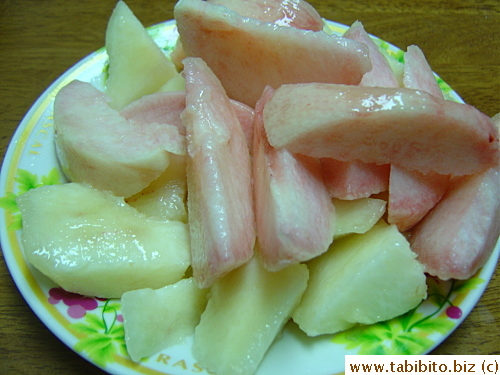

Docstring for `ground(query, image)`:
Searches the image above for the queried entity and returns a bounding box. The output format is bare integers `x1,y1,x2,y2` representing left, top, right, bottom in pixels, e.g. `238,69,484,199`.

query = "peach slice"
54,80,184,198
409,166,500,280
253,87,335,271
174,0,371,106
182,57,255,288
263,83,499,176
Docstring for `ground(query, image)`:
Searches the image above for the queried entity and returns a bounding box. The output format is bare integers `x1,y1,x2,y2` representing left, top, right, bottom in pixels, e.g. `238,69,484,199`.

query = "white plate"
1,19,499,375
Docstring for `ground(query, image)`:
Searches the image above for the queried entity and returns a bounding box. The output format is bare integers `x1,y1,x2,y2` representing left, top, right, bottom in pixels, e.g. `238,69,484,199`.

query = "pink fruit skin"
320,158,389,200
388,50,449,232
319,21,394,201
263,83,499,176
409,165,500,280
344,21,399,88
120,91,187,134
403,45,443,99
182,57,255,288
207,0,324,31
388,166,450,232
253,86,335,271
120,90,255,148
174,0,371,107
53,80,183,197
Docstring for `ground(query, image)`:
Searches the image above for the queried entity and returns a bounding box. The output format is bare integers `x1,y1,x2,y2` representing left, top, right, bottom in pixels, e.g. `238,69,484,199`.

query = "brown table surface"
1,0,499,374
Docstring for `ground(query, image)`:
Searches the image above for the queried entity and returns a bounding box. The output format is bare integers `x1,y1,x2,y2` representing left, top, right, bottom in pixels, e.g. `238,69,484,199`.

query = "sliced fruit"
207,0,324,31
388,166,449,232
122,278,208,362
120,89,256,149
105,0,177,109
54,80,184,198
120,90,186,135
253,86,335,271
320,158,389,200
16,183,190,298
386,46,450,232
126,153,188,222
158,71,186,92
182,57,255,288
174,0,371,106
403,45,442,99
343,21,399,88
333,198,386,238
293,221,427,336
409,166,500,280
193,257,309,375
263,83,499,176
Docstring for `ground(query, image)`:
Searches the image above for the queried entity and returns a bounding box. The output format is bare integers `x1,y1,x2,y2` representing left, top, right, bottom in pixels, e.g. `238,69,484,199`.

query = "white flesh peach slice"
388,166,450,232
333,197,386,238
54,80,184,198
328,20,397,197
120,90,187,135
253,86,335,271
105,0,177,110
293,221,427,336
403,45,443,99
122,278,209,362
120,90,256,148
16,183,190,299
387,47,449,231
263,83,499,176
320,158,389,200
343,21,399,88
174,0,371,107
193,257,309,375
182,57,255,288
126,153,188,223
409,166,500,280
207,0,324,31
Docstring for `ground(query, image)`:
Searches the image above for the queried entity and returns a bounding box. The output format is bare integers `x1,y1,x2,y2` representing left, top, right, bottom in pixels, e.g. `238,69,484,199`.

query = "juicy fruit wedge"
119,89,256,147
174,0,371,107
388,166,449,232
343,21,399,88
105,0,177,109
321,158,389,200
207,0,324,31
263,83,499,176
54,80,184,198
182,57,255,288
16,183,190,298
409,166,500,280
120,90,186,136
158,71,186,92
292,221,427,336
333,198,386,238
126,153,188,222
387,45,449,232
403,45,443,98
253,86,335,271
122,278,208,362
193,257,309,375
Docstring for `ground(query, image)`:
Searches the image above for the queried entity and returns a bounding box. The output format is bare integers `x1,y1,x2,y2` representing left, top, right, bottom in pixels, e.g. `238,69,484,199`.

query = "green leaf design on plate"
0,192,19,212
70,299,127,366
377,40,405,63
74,333,119,367
0,167,62,230
452,277,484,293
331,276,476,354
437,76,453,96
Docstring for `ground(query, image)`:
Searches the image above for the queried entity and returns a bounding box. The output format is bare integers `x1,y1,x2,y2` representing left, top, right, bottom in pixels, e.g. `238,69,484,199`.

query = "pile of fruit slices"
15,0,499,374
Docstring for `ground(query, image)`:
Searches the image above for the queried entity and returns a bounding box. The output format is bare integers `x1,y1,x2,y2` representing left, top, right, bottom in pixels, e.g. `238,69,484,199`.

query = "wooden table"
0,0,498,373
